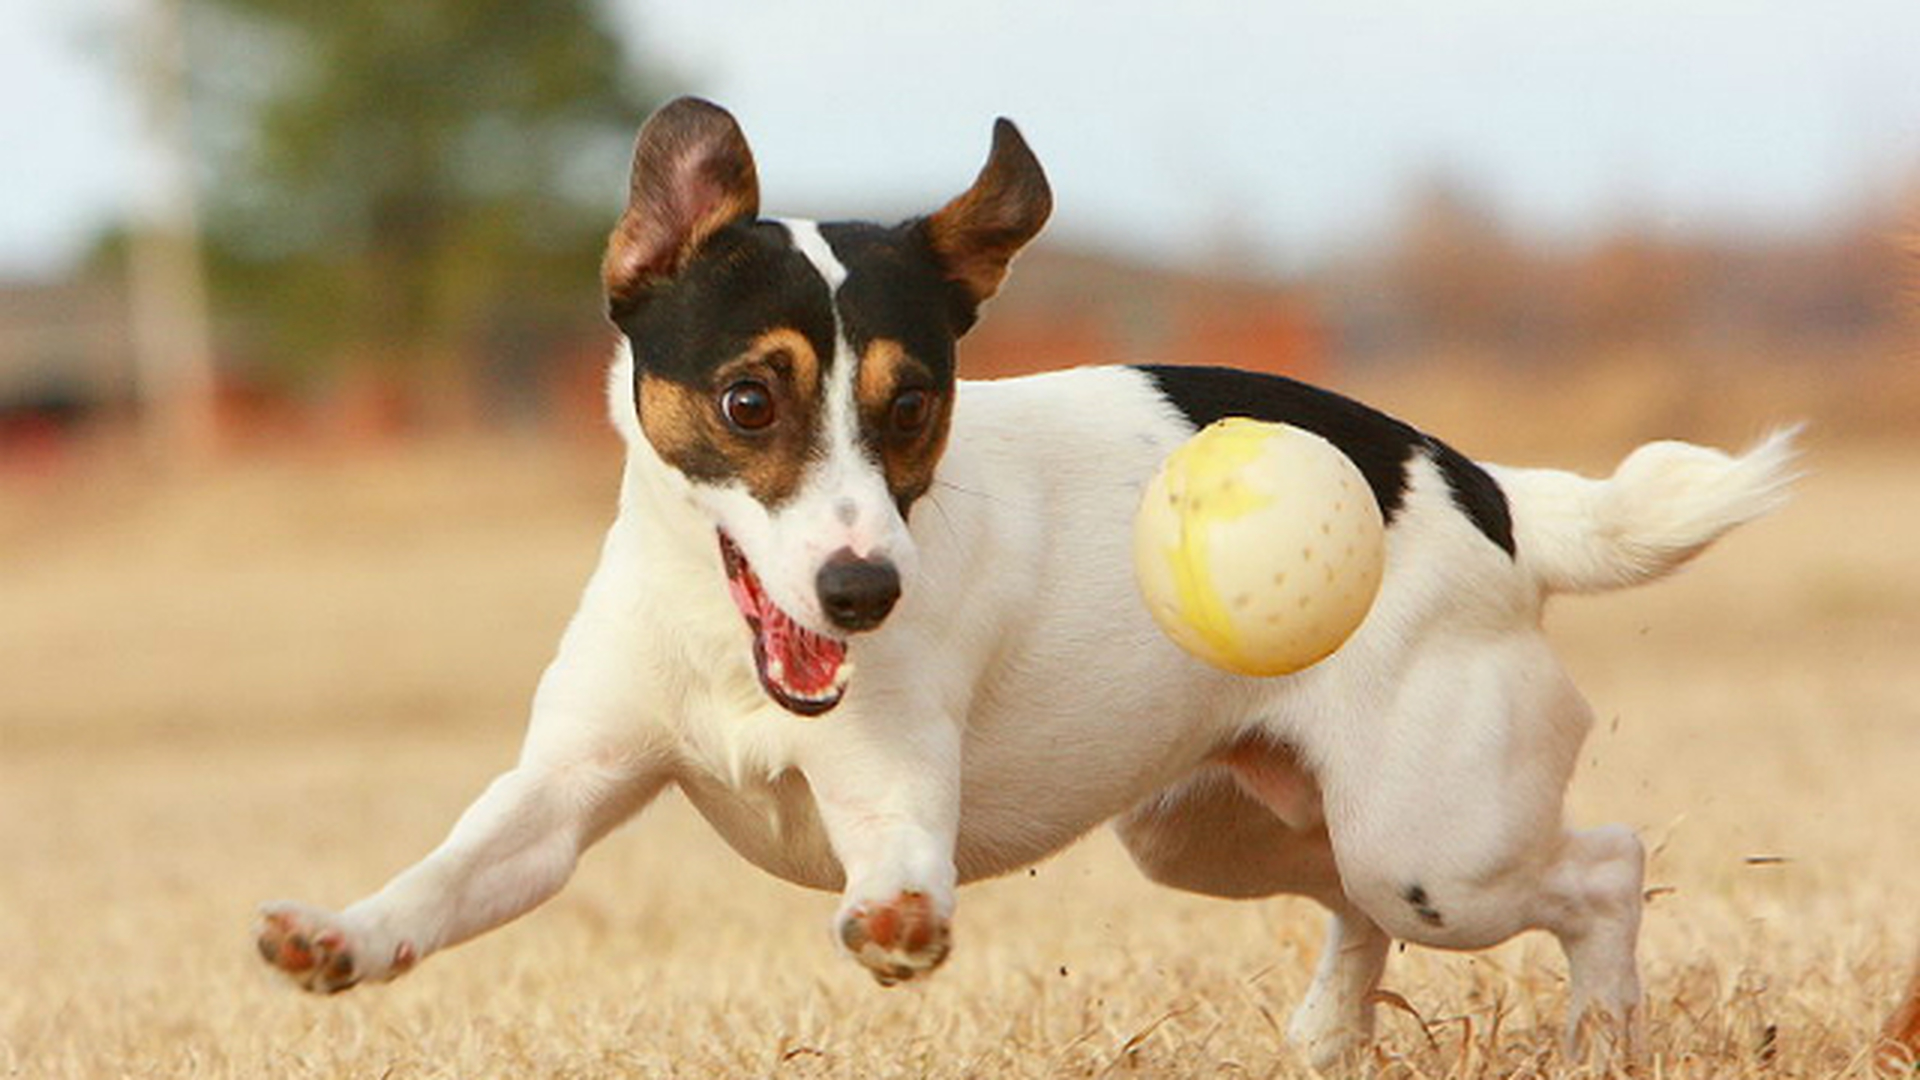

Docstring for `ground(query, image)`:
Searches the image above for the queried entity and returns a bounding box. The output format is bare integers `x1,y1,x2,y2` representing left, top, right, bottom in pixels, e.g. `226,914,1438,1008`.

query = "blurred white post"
127,0,219,462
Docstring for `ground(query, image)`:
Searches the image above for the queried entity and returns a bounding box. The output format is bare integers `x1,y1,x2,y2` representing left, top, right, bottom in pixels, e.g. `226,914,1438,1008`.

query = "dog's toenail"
840,916,867,951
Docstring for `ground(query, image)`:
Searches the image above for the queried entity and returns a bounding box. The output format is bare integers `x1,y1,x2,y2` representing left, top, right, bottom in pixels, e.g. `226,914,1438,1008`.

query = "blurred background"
2,0,1916,462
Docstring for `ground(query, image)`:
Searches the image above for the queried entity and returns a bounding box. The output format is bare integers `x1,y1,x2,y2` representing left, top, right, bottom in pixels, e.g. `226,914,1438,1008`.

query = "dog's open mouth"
718,531,850,716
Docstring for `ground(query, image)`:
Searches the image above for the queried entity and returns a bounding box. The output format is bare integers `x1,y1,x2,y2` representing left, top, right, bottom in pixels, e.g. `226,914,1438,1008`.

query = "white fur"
260,352,1795,1068
779,218,848,291
1491,426,1801,594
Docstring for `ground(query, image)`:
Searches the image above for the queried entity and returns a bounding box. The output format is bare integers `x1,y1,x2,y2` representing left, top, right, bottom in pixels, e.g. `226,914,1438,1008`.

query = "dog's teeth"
791,681,840,704
766,657,785,685
833,663,855,691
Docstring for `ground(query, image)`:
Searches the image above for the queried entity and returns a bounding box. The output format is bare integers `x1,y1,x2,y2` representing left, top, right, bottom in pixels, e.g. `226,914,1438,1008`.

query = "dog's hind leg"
1532,823,1646,1059
1288,905,1392,1070
1316,629,1646,1061
1219,744,1391,1070
1117,752,1387,1070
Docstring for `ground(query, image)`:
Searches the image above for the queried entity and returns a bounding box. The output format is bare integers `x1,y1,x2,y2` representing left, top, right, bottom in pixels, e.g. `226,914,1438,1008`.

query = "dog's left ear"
604,96,761,318
922,119,1052,327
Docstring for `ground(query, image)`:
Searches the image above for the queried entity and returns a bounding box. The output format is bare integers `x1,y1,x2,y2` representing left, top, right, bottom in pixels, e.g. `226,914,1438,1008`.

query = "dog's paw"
1287,1009,1372,1074
1285,979,1378,1072
254,901,415,994
836,890,951,986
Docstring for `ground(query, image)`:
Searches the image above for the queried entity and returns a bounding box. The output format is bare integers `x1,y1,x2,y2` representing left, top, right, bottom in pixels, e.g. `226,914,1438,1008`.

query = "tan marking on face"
635,327,825,506
856,338,952,509
855,338,908,411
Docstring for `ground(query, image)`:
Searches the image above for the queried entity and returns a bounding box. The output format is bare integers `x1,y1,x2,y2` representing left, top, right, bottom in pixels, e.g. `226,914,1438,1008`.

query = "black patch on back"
1137,365,1515,556
1424,439,1515,557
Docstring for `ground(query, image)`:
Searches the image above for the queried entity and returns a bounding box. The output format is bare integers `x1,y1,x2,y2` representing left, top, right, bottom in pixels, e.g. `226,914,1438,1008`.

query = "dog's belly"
674,711,1229,891
1114,765,1341,901
677,769,847,892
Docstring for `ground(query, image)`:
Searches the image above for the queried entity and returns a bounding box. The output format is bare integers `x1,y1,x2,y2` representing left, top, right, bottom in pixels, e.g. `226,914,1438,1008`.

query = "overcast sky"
5,0,1919,278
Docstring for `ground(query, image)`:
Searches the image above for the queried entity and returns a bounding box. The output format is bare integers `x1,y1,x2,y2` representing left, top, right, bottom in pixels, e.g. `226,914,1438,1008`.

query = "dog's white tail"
1495,428,1801,595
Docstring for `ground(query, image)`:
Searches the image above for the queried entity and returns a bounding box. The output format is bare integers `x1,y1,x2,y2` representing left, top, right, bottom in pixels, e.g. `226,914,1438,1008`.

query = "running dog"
258,97,1797,1067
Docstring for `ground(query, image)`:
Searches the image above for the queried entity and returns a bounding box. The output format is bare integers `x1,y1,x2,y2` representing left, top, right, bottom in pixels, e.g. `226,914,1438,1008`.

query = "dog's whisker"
931,479,1002,504
923,491,961,542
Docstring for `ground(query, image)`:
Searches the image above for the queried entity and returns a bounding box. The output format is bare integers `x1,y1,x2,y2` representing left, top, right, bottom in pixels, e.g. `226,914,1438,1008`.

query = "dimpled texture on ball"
1134,418,1386,676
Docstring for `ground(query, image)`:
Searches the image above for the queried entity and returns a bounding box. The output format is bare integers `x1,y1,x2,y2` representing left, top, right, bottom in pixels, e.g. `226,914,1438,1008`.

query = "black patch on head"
819,221,968,376
819,220,968,517
1136,365,1515,556
1403,884,1445,927
614,221,837,392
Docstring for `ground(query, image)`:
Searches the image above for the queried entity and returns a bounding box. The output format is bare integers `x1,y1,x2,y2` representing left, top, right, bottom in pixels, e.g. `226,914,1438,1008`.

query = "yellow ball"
1134,418,1386,676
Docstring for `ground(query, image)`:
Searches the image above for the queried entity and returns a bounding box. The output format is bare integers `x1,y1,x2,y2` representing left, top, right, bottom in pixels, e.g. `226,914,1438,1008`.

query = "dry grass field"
3,410,1918,1078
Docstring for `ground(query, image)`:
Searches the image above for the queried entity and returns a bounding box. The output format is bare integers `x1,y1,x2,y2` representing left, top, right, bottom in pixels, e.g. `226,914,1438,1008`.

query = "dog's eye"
720,380,776,432
889,389,933,437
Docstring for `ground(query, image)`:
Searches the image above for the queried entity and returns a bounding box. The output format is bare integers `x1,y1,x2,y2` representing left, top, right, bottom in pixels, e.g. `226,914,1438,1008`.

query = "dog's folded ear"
603,97,761,318
922,119,1053,327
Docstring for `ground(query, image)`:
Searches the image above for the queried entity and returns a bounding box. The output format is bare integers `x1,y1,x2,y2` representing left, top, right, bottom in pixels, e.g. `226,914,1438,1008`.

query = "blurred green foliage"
184,0,667,399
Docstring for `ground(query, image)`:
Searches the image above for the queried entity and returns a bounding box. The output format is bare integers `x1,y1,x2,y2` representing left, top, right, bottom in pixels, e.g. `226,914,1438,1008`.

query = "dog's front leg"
256,730,670,994
256,568,678,996
253,526,689,995
802,713,962,986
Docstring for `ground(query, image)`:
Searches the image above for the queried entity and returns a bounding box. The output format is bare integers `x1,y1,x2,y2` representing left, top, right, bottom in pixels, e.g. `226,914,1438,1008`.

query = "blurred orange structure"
958,248,1325,382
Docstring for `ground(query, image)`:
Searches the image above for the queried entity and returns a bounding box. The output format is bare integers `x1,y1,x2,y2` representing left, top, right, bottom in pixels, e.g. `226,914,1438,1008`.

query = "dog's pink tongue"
763,604,846,697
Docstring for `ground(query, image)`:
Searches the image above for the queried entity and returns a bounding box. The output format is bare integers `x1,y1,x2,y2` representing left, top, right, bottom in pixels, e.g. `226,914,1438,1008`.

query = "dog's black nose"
817,550,901,632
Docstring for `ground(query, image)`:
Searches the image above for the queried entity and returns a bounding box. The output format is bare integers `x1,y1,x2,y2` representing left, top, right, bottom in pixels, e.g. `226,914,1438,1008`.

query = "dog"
257,96,1797,1067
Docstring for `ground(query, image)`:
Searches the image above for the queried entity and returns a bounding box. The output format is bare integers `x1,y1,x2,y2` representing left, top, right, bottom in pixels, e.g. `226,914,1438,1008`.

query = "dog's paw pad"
255,903,407,995
838,891,950,985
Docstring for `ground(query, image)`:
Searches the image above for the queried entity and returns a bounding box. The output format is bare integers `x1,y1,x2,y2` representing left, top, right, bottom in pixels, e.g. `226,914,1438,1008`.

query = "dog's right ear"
603,97,760,319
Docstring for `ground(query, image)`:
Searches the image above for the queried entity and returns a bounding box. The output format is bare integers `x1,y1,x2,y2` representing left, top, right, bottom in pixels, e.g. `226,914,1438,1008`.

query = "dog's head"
603,97,1051,716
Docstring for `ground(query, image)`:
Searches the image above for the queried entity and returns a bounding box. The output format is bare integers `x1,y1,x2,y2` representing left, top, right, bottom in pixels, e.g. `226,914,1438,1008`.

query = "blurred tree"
1387,174,1531,351
181,0,667,421
1566,232,1700,347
